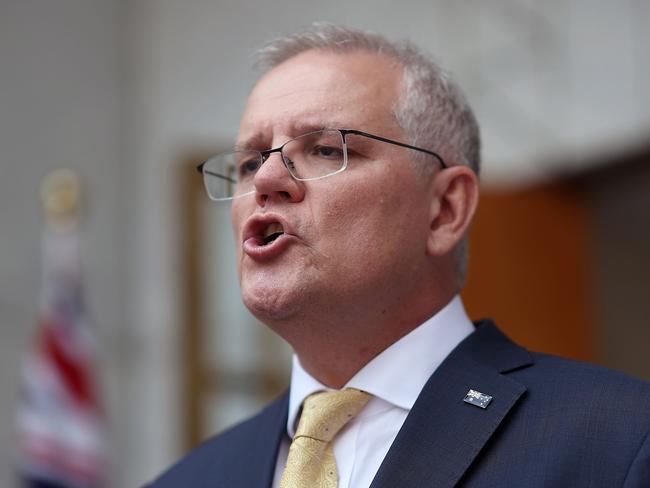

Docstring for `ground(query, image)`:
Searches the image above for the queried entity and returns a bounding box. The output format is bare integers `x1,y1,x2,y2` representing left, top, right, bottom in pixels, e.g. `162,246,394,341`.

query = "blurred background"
1,0,649,486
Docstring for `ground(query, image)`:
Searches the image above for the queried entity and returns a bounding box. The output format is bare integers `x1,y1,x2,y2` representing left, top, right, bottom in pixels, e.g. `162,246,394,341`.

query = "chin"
241,282,302,322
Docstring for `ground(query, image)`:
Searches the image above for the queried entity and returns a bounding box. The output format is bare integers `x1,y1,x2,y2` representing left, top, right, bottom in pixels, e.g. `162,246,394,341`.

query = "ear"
426,166,479,257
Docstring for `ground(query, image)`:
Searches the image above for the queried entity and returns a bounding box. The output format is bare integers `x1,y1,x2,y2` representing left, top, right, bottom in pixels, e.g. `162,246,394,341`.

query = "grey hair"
255,23,481,286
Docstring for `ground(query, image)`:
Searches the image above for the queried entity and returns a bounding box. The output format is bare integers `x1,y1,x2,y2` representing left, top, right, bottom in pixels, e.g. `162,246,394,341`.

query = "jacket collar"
242,392,289,488
369,320,533,488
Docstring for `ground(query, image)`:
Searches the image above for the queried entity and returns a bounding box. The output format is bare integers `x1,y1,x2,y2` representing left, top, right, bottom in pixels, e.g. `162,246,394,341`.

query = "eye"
284,157,296,170
237,157,261,179
311,145,344,159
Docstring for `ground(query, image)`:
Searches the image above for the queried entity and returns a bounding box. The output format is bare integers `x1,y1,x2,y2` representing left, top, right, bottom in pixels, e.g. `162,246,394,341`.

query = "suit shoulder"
528,351,650,390
471,321,650,401
514,351,650,423
147,392,288,487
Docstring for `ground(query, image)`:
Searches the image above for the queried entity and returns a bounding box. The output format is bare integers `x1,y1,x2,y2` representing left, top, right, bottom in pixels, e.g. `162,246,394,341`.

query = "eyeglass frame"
196,128,448,200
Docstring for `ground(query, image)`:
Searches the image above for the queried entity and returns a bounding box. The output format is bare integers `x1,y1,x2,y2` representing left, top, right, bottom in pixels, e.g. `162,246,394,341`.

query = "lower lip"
243,233,294,261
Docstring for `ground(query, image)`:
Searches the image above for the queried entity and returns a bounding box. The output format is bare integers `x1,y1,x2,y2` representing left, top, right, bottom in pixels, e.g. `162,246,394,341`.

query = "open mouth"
262,222,284,245
242,215,293,259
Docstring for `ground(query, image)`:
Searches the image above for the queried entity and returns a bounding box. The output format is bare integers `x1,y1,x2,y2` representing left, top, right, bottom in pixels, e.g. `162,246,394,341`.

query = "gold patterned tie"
279,388,372,488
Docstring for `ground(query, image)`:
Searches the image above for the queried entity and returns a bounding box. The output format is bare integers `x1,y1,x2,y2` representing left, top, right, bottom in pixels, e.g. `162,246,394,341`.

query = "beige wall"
0,0,123,486
1,1,649,487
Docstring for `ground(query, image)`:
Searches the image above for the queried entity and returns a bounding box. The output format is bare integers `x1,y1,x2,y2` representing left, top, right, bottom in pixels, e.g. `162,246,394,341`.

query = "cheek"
317,183,424,263
230,203,249,267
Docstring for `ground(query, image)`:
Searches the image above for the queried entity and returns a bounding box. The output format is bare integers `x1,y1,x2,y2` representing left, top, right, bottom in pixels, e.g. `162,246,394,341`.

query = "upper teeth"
263,222,284,238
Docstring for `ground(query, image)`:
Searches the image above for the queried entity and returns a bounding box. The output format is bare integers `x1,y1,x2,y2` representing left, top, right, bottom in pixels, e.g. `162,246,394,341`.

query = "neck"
275,286,458,388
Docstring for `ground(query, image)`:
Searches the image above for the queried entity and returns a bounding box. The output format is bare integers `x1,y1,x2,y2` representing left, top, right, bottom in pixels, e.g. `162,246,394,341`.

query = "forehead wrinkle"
238,50,405,148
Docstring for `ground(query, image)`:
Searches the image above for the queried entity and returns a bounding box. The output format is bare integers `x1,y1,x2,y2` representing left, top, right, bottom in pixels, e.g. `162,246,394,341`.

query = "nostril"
280,191,291,199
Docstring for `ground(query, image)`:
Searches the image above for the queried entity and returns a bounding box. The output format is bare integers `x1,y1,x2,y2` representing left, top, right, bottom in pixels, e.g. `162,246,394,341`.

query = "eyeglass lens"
202,129,346,200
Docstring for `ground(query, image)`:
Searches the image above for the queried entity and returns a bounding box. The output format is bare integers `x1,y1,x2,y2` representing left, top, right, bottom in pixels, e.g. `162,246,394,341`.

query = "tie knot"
295,388,372,442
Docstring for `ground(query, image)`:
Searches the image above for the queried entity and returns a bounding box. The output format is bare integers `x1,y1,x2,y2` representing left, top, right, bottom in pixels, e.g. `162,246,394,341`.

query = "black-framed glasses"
196,128,447,201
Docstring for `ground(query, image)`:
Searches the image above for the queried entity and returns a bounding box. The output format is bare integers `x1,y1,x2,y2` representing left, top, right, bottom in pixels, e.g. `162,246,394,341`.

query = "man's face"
231,50,436,325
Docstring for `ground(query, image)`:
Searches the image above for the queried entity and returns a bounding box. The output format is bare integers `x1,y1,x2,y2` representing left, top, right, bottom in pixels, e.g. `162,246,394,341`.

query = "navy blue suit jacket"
151,321,650,487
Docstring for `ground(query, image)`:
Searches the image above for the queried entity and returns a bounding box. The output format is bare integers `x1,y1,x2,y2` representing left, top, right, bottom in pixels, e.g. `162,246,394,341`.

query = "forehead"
238,50,404,146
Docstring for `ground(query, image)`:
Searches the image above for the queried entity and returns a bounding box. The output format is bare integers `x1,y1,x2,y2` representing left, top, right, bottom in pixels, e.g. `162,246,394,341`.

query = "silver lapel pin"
463,389,493,409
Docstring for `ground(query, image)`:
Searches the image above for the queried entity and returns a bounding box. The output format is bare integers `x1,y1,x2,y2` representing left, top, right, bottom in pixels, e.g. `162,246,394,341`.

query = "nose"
253,152,305,206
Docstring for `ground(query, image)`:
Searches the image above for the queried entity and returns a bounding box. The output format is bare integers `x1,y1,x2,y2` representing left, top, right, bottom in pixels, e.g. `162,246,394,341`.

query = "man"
152,24,650,487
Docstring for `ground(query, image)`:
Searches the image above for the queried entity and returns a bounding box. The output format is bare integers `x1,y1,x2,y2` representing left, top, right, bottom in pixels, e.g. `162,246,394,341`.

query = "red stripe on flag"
40,320,97,409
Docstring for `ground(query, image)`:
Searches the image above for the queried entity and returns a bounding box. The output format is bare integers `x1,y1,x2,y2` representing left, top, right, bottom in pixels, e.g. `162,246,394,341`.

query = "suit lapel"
238,392,289,488
370,321,533,488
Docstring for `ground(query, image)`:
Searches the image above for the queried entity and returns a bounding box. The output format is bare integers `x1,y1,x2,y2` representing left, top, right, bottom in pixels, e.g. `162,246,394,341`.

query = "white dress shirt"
272,295,475,488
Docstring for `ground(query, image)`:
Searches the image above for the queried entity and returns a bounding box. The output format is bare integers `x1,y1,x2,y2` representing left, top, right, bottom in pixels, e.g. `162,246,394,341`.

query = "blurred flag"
16,170,106,488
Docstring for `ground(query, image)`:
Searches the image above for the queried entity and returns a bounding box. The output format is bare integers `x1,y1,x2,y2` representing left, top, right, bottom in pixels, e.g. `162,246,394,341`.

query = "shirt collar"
286,295,475,437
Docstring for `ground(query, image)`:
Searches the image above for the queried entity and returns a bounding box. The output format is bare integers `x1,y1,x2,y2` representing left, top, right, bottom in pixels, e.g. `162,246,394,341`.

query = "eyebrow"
236,121,347,151
290,121,336,134
235,130,270,151
235,137,264,152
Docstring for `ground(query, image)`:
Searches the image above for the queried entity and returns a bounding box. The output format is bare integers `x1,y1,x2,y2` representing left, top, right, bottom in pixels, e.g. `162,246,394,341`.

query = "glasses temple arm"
343,130,447,169
196,163,237,184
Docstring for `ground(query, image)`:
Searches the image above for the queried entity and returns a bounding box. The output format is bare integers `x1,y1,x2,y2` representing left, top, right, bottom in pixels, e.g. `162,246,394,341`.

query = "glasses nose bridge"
260,143,293,172
256,144,294,183
261,145,287,165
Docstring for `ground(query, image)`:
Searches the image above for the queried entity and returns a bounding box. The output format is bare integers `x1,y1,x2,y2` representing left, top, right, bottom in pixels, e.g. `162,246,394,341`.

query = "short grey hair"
255,23,481,286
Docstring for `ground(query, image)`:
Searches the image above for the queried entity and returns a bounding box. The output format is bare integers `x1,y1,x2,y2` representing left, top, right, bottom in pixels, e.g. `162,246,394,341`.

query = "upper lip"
243,213,294,242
